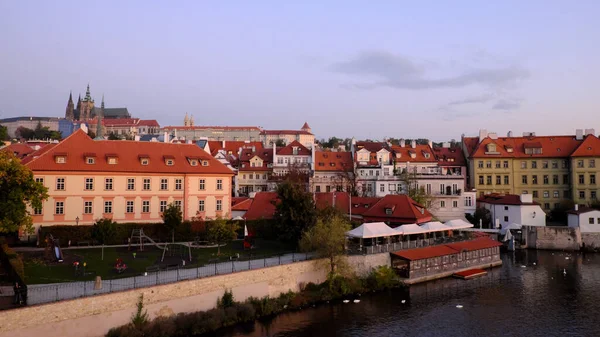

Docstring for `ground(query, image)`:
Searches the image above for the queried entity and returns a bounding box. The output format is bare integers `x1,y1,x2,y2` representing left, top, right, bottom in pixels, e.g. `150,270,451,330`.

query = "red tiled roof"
350,197,381,216
355,141,388,153
477,193,540,206
137,119,160,127
244,192,279,220
433,147,466,166
231,198,253,211
276,140,311,156
362,195,432,224
315,192,350,213
163,126,261,131
301,122,310,129
469,135,583,159
237,147,273,172
571,135,600,157
20,143,57,164
25,129,233,175
462,137,480,157
261,130,313,135
567,205,600,215
391,144,436,163
1,143,35,159
445,237,503,251
391,245,459,261
314,151,353,172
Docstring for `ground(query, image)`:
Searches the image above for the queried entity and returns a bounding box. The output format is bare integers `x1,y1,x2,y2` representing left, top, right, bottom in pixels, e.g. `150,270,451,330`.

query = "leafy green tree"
108,132,121,140
15,126,34,140
399,169,434,208
0,124,8,141
300,210,350,276
274,139,286,147
466,207,492,228
92,218,117,245
206,218,238,255
274,181,317,245
162,203,182,243
0,151,48,233
48,131,62,140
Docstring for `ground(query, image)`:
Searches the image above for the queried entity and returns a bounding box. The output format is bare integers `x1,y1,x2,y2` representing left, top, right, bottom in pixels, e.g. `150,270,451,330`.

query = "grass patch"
22,239,294,284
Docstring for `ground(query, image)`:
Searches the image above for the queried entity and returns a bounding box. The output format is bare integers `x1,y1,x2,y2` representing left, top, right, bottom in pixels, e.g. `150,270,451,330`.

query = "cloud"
492,99,522,110
447,93,496,106
331,51,530,90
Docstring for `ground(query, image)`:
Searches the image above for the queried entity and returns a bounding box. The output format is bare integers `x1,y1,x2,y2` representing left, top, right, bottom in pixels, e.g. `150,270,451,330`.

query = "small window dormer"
163,155,175,166
395,152,401,158
409,151,416,159
202,160,209,166
55,153,67,164
423,152,430,159
505,145,514,153
105,154,118,165
84,152,96,164
190,159,198,166
292,147,299,155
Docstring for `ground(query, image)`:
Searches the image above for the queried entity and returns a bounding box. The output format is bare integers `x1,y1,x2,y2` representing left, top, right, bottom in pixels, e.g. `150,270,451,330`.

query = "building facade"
260,122,314,148
0,117,61,138
310,151,354,193
478,194,546,228
25,128,234,229
162,125,262,142
65,85,130,121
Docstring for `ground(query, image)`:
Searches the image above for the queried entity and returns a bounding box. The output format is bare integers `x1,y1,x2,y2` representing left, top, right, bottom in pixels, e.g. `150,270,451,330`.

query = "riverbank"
106,266,404,337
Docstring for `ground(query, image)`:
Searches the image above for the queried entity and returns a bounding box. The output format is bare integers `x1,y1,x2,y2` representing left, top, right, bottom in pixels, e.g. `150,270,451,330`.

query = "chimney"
163,131,170,143
576,129,584,140
79,123,88,134
187,140,192,144
273,143,277,163
222,140,226,148
520,194,533,203
134,135,140,141
428,140,433,148
252,146,256,152
575,204,579,211
488,133,498,140
478,129,488,142
507,131,513,137
411,140,416,148
400,139,405,147
585,128,595,136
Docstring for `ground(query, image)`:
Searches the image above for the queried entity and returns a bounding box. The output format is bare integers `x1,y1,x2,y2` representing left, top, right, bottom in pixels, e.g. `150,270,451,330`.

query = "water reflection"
222,251,600,337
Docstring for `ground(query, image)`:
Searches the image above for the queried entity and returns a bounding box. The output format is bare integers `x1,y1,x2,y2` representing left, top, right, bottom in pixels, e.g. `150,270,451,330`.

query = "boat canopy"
419,221,452,232
346,222,398,239
394,224,430,235
444,219,475,230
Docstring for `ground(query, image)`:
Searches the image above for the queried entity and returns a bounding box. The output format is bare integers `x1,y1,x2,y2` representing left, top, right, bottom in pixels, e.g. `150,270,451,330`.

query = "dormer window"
487,144,496,152
424,152,430,159
166,159,174,166
108,158,117,165
293,147,298,155
87,157,95,164
55,156,66,164
524,142,543,155
202,160,209,166
190,159,198,166
141,159,149,165
505,146,514,153
385,208,393,215
395,153,401,158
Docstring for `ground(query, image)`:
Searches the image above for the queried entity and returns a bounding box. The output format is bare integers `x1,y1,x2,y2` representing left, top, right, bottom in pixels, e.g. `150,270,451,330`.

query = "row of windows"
520,174,571,185
38,199,223,216
439,200,459,208
521,190,572,199
241,174,268,180
276,157,309,164
577,174,597,185
478,175,510,185
43,177,224,192
477,160,571,169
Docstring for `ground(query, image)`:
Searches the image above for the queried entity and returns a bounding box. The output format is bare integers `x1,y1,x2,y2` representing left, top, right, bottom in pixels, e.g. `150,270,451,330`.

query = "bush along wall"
106,266,404,337
0,238,26,283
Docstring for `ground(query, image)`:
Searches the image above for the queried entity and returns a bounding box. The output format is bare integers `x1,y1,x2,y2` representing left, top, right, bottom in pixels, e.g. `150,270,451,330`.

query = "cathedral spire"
101,94,105,109
68,91,73,103
65,91,75,121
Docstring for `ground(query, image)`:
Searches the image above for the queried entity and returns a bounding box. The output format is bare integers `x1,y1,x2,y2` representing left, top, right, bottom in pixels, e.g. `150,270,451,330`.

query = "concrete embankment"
0,253,389,337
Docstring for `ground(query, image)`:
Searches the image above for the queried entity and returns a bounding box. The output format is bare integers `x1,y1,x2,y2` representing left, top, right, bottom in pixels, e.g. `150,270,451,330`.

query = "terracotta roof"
315,151,353,172
276,140,312,156
315,192,350,213
445,237,503,251
301,122,310,129
1,143,35,159
355,141,388,152
163,126,261,131
237,147,273,172
469,135,583,159
231,198,253,211
567,206,600,215
350,197,381,216
477,194,540,206
20,143,57,164
433,147,466,166
137,119,160,127
243,192,279,220
391,144,436,163
391,245,458,261
25,129,233,175
462,137,480,157
362,195,432,224
208,141,264,157
261,130,313,135
571,135,600,157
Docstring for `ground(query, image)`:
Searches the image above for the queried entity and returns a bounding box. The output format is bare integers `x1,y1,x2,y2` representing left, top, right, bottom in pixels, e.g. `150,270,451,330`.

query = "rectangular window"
504,216,508,222
142,201,150,213
34,205,43,215
554,191,559,198
504,176,509,185
174,200,182,211
126,201,134,213
84,201,93,214
380,184,385,192
55,201,64,215
580,191,585,199
590,159,596,168
495,160,501,168
531,161,537,169
198,200,205,212
589,218,595,225
521,161,527,169
199,179,206,190
160,200,167,212
578,160,584,168
104,201,112,214
552,161,558,169
579,174,585,184
533,191,538,198
160,178,168,190
249,173,254,179
544,203,550,210
532,175,538,184
440,201,446,208
453,200,458,208
543,175,549,184
440,184,445,194
105,178,113,190
553,175,559,184
127,178,135,190
217,179,223,190
522,175,528,184
367,184,373,192
503,161,509,168
542,161,548,169
563,175,569,185
496,176,501,185
465,196,473,207
143,178,151,190
486,161,492,168
478,161,483,168
562,160,568,169
591,174,596,185
85,178,94,190
479,176,484,185
216,200,222,211
486,176,492,185
591,191,597,200
56,177,65,190
389,184,396,191
35,177,44,185
543,191,549,198
175,179,182,190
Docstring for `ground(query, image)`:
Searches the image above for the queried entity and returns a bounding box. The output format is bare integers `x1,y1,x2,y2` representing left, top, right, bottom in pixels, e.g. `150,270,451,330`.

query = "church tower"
65,91,75,121
80,84,95,120
94,95,105,139
184,113,190,126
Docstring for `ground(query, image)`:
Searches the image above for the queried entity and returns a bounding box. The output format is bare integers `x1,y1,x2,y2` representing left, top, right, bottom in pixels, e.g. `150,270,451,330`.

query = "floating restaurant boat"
390,237,503,285
453,268,488,280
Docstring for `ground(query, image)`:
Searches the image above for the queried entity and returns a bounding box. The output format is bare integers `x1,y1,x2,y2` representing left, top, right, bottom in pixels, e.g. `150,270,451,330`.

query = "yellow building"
463,130,599,211
24,128,234,229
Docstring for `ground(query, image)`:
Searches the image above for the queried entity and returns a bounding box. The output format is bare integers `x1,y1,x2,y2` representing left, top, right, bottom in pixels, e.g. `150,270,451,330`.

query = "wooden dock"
453,268,487,280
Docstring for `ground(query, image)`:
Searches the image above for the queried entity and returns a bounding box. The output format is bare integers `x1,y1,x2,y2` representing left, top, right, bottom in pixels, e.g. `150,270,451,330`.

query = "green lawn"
22,239,295,284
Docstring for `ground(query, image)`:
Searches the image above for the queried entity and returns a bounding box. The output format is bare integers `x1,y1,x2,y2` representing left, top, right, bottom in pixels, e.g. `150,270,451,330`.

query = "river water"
222,250,600,337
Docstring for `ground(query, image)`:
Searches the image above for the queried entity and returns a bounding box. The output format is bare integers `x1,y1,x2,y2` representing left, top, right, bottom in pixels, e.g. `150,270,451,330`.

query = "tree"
108,132,121,140
0,124,8,141
0,151,48,233
300,209,351,276
274,180,317,245
400,169,435,209
162,203,182,243
334,170,358,196
15,126,34,140
206,218,238,255
87,129,96,139
550,199,576,223
92,218,117,245
466,207,492,228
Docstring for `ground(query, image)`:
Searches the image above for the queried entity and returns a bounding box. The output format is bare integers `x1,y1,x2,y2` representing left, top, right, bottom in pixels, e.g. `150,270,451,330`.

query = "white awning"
444,219,475,230
500,223,522,235
395,224,430,235
346,222,398,239
419,221,452,232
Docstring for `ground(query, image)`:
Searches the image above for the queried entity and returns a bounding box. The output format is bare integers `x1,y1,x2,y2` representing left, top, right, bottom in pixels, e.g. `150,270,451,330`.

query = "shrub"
365,266,399,291
131,294,149,329
143,317,176,337
0,241,25,281
92,218,117,245
234,302,256,322
217,289,234,308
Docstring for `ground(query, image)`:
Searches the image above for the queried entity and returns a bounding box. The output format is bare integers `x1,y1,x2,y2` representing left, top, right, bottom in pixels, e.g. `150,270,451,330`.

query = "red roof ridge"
25,129,89,165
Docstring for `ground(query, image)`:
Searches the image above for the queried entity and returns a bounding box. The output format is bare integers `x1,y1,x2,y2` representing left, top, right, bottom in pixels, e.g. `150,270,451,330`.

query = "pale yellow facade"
571,157,600,205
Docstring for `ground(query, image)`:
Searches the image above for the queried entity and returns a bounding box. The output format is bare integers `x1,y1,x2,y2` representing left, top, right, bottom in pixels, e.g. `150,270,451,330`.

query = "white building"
310,151,354,193
478,194,546,228
260,123,315,148
568,205,600,233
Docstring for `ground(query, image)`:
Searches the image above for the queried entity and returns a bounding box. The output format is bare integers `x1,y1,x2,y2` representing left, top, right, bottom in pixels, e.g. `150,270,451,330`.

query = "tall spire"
65,91,75,121
101,94,105,109
184,113,190,126
84,83,92,101
68,91,73,103
94,110,104,140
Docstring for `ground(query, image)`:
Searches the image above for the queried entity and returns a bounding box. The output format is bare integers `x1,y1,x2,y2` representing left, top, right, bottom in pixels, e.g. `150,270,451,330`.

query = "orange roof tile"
314,151,353,172
362,195,432,224
1,143,36,159
25,129,233,175
391,245,458,261
208,141,264,157
391,144,436,163
243,192,279,220
477,193,540,205
355,141,388,152
231,198,253,211
350,197,381,216
276,140,311,156
433,147,466,166
261,130,313,135
315,192,351,213
469,135,583,158
20,143,57,164
445,237,503,251
571,135,600,157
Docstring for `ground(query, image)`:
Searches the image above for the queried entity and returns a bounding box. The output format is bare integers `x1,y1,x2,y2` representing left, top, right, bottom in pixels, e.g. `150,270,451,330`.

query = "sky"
1,1,599,141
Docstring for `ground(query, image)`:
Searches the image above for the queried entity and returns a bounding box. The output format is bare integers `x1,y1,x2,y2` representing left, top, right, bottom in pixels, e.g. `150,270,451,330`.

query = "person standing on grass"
13,282,23,305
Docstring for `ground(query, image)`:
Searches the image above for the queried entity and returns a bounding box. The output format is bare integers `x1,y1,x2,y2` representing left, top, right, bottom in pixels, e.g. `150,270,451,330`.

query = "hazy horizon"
1,1,599,142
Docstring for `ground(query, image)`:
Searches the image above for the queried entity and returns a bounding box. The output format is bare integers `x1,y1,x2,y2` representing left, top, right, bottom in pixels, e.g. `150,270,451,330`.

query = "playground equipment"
160,242,192,262
115,258,128,274
130,229,167,252
45,234,64,263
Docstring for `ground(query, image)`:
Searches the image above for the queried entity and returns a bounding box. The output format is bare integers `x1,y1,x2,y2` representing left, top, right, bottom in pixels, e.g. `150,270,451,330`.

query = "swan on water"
563,269,567,275
456,305,463,308
353,299,360,303
343,300,350,303
401,300,406,304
